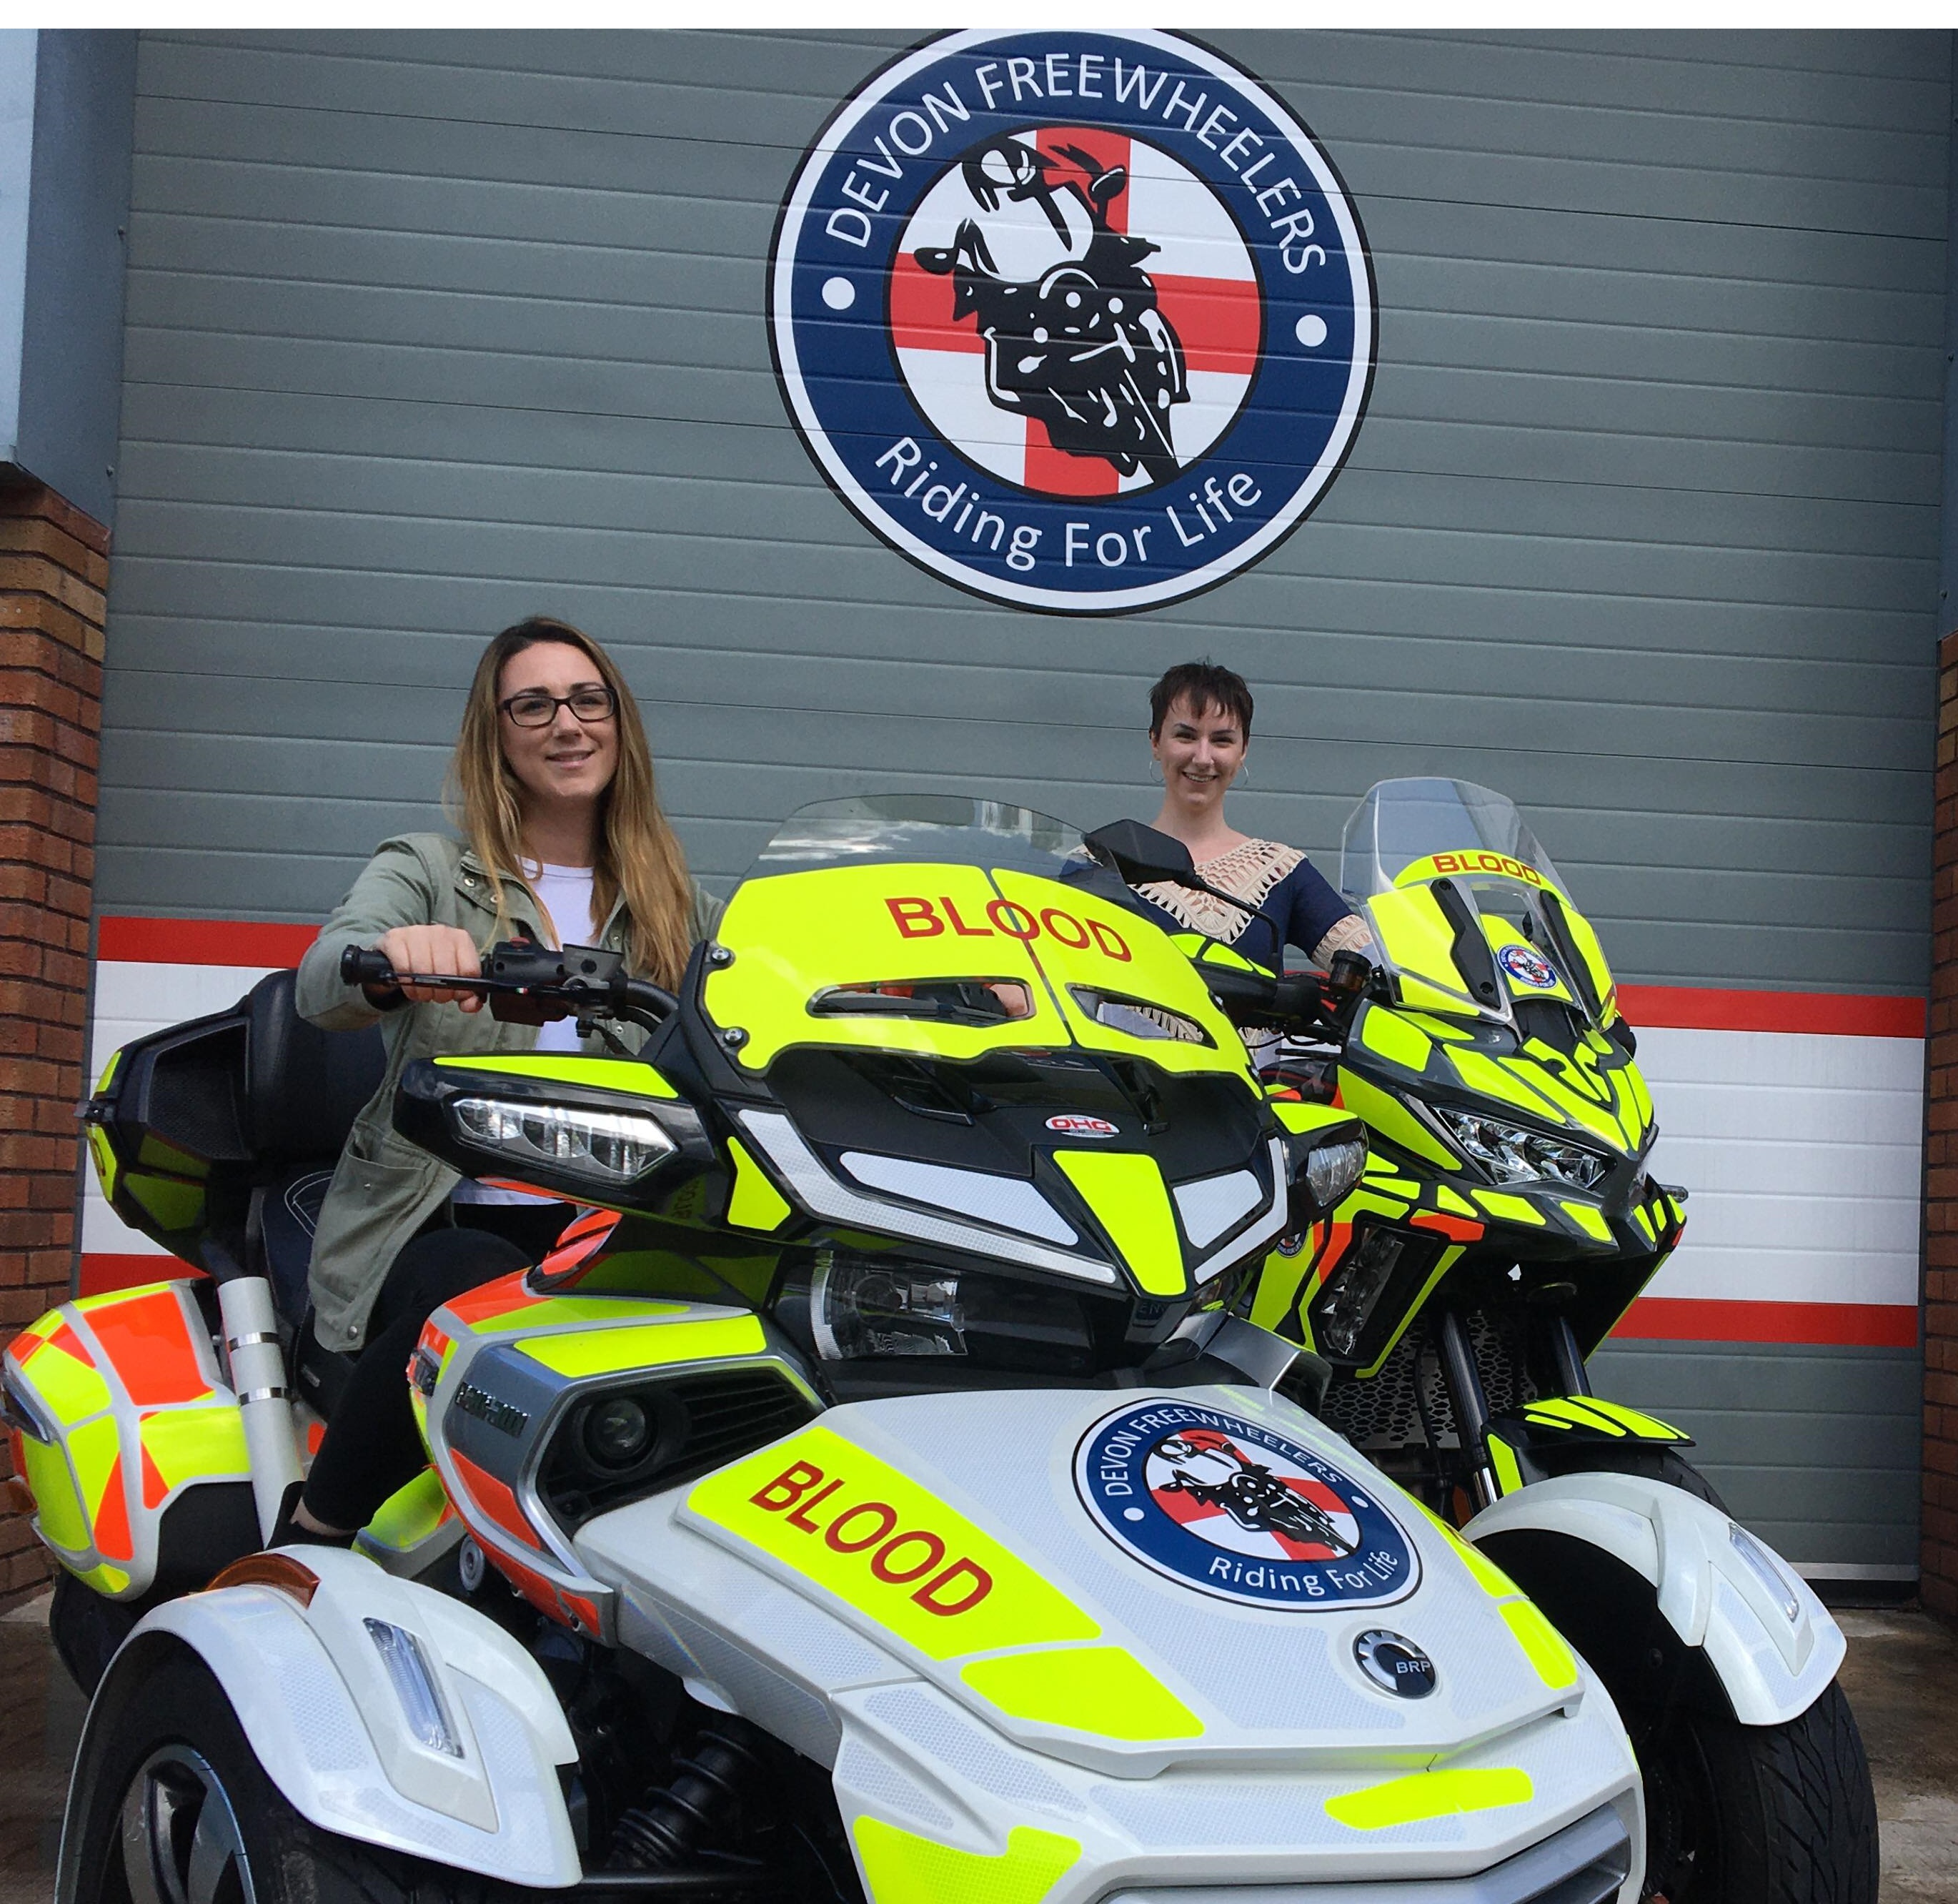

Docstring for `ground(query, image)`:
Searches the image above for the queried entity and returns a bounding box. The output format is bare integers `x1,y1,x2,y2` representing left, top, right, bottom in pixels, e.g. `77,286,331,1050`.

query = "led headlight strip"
736,1110,1120,1287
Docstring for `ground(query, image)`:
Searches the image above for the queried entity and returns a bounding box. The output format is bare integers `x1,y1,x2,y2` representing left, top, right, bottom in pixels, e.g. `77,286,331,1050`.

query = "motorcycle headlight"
1433,1109,1609,1191
448,1096,675,1187
1301,1136,1369,1210
801,1249,1103,1373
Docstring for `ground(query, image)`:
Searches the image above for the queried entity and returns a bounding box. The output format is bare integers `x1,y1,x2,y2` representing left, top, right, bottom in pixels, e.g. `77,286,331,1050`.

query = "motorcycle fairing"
3,1280,251,1598
1249,1156,1485,1373
702,861,1246,1080
414,1277,821,1641
577,1387,1641,1895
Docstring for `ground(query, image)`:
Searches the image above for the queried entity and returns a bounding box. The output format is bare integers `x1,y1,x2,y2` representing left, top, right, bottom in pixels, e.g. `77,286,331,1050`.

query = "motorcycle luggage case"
83,968,383,1274
2,1280,254,1598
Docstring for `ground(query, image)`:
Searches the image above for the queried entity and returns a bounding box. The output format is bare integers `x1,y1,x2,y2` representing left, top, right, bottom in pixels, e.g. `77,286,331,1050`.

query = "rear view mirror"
1084,820,1201,889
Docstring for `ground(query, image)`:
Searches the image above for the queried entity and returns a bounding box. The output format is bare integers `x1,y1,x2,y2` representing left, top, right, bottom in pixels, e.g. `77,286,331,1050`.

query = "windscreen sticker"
1496,944,1560,991
1075,1400,1416,1608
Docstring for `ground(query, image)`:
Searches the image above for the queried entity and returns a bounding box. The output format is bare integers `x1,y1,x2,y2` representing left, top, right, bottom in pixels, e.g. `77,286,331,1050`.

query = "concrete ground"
1,1592,1952,1902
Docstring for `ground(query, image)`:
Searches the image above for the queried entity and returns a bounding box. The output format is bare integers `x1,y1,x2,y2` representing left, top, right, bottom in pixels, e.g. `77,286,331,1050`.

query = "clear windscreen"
746,794,1095,885
1338,778,1566,901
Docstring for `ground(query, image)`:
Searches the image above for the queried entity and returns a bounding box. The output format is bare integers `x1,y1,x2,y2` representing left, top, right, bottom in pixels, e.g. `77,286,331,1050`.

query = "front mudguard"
61,1546,581,1890
1463,1472,1842,1727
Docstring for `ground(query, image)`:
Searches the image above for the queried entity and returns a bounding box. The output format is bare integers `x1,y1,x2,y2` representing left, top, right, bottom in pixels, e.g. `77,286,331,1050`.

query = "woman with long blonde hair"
284,616,720,1539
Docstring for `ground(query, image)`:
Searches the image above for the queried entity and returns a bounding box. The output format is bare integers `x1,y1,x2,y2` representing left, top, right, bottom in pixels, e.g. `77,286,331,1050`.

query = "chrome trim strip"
737,1109,1121,1286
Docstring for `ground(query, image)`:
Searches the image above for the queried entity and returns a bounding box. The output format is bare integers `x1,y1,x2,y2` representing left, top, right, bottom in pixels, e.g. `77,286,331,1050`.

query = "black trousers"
301,1206,567,1531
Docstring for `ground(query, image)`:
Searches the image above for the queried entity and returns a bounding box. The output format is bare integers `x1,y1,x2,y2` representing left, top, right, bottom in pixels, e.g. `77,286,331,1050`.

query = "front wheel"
63,1638,520,1903
1637,1680,1876,1904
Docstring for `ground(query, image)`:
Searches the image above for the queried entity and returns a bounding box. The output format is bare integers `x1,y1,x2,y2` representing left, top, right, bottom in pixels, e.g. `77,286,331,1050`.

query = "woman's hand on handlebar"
370,925,485,1011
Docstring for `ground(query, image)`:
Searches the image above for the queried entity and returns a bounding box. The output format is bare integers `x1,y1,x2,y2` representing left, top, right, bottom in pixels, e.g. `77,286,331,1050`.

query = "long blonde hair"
447,617,695,987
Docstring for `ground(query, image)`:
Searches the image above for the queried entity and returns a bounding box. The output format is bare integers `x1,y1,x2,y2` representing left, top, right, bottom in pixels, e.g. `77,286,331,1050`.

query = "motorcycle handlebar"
340,945,396,988
337,942,677,1025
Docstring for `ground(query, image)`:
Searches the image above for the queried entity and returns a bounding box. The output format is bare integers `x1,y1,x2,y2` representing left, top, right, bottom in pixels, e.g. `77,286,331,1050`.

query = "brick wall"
0,480,105,1612
1926,628,1958,1625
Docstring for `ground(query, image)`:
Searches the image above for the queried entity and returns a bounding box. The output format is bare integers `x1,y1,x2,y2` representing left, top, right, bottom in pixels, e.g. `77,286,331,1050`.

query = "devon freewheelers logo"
1075,1400,1417,1609
770,31,1376,613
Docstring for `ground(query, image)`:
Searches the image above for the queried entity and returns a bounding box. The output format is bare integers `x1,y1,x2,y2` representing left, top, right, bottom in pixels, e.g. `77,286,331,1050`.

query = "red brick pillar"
1927,630,1958,1625
0,480,105,1612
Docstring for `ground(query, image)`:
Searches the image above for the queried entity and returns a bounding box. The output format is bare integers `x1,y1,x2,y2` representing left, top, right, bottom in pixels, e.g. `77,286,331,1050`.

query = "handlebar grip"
340,945,396,989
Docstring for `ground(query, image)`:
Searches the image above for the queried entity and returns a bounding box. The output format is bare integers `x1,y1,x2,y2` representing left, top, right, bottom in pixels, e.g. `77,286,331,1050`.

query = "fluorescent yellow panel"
990,868,1246,1079
1486,1432,1525,1496
517,1314,764,1377
687,1422,1098,1662
141,1404,248,1491
1471,1189,1547,1227
1366,887,1480,1013
433,1053,677,1098
1053,1150,1185,1296
702,864,1067,1070
1326,1767,1534,1830
853,1822,1079,1904
1501,1597,1581,1690
960,1645,1202,1740
726,1136,792,1232
363,1467,452,1551
1354,1005,1433,1074
469,1294,686,1337
1558,1201,1614,1242
19,1334,111,1422
1336,1072,1454,1170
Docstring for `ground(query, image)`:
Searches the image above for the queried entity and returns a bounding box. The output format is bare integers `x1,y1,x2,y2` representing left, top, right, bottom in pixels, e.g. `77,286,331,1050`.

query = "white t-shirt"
454,861,596,1208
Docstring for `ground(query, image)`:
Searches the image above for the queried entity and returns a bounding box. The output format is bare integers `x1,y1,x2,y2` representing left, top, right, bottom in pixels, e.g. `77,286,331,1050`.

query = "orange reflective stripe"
82,1288,214,1408
92,1452,134,1562
439,1269,539,1328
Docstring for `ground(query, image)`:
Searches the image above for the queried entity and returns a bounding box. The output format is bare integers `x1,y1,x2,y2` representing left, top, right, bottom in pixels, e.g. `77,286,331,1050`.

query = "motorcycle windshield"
1337,780,1616,1026
707,795,1249,1078
1338,778,1566,901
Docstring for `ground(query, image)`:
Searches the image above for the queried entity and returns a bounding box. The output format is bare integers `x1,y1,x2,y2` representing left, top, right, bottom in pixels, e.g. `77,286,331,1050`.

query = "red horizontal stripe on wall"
1614,1296,1917,1349
96,917,319,967
1617,983,1923,1039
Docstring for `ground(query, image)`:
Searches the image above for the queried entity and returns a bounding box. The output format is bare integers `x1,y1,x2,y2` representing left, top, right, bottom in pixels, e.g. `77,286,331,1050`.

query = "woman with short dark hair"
1130,660,1370,973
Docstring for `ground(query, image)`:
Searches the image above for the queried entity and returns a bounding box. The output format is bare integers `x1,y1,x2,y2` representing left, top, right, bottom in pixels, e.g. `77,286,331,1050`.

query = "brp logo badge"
1353,1628,1438,1699
771,31,1376,613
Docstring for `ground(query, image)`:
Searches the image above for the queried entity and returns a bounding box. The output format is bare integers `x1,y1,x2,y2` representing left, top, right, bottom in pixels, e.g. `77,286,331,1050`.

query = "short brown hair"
1148,661,1253,740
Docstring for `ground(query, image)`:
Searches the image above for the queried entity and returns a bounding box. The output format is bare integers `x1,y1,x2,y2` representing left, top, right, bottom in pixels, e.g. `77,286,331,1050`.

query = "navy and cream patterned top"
1128,838,1368,975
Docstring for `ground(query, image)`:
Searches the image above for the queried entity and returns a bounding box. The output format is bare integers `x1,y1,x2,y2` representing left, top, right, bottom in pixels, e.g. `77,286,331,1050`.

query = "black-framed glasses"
500,685,617,728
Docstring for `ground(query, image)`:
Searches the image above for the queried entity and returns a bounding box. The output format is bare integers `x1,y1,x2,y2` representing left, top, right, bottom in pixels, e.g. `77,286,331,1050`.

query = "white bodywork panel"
577,1385,1644,1902
119,1547,582,1887
1463,1472,1845,1727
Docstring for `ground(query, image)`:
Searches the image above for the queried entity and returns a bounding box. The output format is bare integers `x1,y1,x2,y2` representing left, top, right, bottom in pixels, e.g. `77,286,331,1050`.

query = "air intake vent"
537,1365,818,1532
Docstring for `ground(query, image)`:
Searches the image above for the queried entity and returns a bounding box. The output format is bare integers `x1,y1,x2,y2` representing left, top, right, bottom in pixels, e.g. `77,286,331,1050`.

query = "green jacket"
294,833,722,1351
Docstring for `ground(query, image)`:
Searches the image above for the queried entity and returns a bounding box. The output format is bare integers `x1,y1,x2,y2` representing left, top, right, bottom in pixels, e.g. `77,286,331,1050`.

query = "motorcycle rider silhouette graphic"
1151,1429,1360,1557
913,133,1191,487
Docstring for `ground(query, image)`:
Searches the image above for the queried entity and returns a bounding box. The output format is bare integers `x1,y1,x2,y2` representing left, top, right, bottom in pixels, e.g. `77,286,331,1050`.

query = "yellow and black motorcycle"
1102,776,1877,1904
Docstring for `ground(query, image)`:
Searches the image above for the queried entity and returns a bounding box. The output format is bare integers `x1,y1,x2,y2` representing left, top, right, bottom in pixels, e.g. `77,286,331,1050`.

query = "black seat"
236,971,384,1350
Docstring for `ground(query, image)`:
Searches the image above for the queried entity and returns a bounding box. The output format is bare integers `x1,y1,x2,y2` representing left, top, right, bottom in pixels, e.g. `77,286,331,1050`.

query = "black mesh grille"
1320,1308,1538,1452
539,1365,819,1531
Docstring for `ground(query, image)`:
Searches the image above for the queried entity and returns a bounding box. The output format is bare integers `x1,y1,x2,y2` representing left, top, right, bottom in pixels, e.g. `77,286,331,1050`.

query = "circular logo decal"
1497,943,1560,991
1353,1628,1437,1698
771,31,1376,613
1046,1113,1118,1137
1074,1400,1417,1609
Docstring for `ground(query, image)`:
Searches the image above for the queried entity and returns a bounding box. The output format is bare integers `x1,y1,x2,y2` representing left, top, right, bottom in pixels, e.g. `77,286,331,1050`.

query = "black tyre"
1639,1680,1876,1904
63,1636,528,1903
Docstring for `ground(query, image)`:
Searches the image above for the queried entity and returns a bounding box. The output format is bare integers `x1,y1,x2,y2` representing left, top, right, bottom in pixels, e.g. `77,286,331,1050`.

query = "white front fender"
110,1547,582,1887
1463,1473,1843,1727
